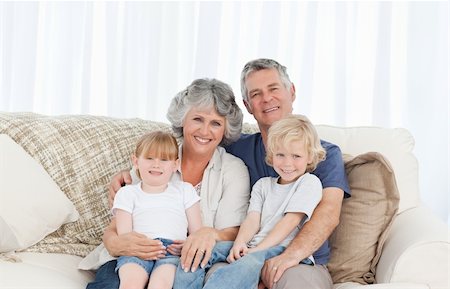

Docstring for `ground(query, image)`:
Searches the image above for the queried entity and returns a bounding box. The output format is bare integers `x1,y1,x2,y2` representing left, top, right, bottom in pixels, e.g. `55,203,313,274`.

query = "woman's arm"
103,218,166,260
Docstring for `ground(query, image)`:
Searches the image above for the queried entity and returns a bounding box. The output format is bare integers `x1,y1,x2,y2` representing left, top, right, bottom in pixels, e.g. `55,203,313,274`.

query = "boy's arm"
186,202,203,234
250,212,304,252
228,211,261,262
234,211,261,244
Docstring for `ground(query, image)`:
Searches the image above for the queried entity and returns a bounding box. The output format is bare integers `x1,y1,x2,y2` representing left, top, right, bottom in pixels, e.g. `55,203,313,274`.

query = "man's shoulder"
225,133,262,153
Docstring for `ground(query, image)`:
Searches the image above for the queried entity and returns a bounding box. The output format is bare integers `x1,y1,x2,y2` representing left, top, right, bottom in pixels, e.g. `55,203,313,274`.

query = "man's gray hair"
240,58,293,102
167,78,243,146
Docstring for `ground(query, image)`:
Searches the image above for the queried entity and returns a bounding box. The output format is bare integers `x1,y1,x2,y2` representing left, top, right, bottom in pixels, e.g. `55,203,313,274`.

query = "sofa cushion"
0,112,170,256
328,152,400,284
0,134,79,253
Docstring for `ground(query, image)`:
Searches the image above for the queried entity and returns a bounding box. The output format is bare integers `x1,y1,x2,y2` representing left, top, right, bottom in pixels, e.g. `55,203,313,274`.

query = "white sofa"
0,112,448,289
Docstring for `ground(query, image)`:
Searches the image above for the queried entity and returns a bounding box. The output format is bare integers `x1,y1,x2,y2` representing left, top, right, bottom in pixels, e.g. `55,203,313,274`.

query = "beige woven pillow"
328,152,400,284
0,112,171,256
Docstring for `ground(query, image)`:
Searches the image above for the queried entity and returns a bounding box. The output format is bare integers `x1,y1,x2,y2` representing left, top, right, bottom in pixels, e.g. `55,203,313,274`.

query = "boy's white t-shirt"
112,180,200,241
247,173,322,248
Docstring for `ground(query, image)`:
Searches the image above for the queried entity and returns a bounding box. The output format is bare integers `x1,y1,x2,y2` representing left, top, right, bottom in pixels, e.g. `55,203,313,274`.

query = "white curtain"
1,1,448,224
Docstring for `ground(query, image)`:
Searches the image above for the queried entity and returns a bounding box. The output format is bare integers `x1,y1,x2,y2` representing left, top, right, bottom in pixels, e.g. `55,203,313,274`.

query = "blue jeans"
86,238,175,289
174,241,298,289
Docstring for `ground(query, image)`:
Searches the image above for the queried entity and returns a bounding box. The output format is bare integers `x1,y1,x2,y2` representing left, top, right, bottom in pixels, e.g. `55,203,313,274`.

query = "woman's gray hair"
240,58,293,102
166,78,243,146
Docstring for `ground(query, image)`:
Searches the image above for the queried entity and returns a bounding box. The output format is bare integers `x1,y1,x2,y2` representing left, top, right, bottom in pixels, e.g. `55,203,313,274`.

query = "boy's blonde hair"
266,114,326,172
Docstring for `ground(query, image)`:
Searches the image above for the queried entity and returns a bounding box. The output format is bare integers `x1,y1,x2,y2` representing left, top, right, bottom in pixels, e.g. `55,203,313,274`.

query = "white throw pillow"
0,134,79,252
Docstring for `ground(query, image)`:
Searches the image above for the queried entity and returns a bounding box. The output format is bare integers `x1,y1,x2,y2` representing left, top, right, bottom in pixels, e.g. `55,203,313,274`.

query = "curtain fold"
0,1,448,223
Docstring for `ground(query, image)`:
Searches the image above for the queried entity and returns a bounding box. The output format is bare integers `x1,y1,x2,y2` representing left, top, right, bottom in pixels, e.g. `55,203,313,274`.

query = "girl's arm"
250,212,304,252
115,209,133,235
186,202,203,234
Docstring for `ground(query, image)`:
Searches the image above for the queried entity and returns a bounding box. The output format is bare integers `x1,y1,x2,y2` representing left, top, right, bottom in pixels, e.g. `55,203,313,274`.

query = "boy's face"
133,154,178,189
272,140,312,185
243,68,295,131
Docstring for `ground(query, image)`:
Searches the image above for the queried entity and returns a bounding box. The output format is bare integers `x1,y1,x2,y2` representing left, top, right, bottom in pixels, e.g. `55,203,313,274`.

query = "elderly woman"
86,78,250,289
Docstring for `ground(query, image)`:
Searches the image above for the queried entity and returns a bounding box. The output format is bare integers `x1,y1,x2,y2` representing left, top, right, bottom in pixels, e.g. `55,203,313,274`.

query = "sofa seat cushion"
0,252,94,288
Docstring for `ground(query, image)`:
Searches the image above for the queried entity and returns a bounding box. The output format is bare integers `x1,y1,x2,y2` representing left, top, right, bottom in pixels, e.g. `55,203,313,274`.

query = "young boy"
174,114,325,289
113,131,202,289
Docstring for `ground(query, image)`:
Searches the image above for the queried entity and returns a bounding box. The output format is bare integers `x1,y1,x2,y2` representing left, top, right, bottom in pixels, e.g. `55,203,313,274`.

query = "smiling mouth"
194,136,211,143
149,170,163,175
263,106,280,113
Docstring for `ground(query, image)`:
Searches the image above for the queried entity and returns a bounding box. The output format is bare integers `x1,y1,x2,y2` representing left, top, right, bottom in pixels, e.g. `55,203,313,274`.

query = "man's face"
243,68,295,131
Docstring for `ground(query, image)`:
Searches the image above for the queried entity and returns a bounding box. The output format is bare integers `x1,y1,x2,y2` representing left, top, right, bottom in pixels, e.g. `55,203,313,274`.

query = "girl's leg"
118,263,149,289
147,264,176,289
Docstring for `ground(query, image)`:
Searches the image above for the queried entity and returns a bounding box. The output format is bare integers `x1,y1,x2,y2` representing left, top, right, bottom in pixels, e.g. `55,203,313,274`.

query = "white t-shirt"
112,180,200,240
247,173,322,248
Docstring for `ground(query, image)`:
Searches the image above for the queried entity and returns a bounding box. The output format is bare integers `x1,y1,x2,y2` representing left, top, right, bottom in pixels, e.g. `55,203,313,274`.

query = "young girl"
113,131,202,289
174,114,325,289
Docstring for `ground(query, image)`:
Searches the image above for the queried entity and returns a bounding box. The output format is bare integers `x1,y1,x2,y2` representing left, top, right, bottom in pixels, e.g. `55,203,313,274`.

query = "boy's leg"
203,246,285,289
147,264,177,289
173,241,233,289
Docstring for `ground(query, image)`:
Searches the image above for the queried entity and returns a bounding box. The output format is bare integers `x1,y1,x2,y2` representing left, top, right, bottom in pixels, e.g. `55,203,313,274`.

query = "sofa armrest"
375,205,449,289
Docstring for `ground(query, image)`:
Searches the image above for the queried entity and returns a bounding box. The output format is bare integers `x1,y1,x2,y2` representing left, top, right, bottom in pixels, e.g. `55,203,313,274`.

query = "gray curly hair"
166,78,243,146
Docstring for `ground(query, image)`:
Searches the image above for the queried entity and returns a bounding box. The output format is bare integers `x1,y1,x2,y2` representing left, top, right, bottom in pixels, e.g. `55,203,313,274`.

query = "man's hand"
180,227,217,273
108,170,132,208
261,252,300,289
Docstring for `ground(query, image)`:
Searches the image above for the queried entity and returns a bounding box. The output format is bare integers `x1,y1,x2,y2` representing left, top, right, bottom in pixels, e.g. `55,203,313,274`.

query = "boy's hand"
227,242,248,262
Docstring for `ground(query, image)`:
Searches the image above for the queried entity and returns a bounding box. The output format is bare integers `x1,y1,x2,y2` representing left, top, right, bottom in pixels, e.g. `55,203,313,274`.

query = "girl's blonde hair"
134,131,179,179
266,114,326,172
135,131,178,160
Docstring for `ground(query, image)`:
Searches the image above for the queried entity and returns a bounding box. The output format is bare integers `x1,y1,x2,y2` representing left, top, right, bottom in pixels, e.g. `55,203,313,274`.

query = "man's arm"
261,187,344,288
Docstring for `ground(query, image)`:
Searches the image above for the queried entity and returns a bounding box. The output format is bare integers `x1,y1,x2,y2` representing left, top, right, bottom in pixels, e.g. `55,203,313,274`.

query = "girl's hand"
227,242,248,263
180,227,217,272
167,240,184,256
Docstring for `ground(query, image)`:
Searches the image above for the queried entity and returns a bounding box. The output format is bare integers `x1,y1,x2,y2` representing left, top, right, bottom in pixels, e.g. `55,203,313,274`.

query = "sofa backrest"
242,123,421,213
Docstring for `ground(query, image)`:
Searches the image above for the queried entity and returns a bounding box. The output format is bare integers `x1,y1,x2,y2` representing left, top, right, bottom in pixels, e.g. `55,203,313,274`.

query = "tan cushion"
328,152,400,284
0,112,170,256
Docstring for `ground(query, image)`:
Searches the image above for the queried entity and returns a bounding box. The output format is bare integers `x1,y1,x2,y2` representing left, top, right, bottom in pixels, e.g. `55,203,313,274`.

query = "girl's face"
133,154,178,191
182,107,226,156
271,140,312,185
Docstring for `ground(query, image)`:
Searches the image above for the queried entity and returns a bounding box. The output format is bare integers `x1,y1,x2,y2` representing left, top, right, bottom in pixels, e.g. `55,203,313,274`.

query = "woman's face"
182,107,226,156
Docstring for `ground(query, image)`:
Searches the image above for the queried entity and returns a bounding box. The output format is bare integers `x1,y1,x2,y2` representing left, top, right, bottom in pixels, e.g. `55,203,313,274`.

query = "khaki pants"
206,263,332,289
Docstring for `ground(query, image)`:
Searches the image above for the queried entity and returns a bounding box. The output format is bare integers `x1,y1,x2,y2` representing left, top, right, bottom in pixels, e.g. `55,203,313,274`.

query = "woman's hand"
179,227,218,272
103,218,166,260
227,242,248,263
167,239,185,256
108,170,132,208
